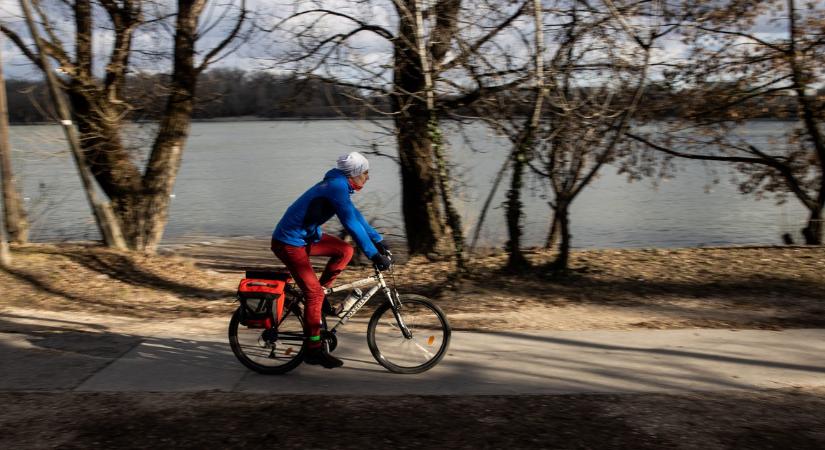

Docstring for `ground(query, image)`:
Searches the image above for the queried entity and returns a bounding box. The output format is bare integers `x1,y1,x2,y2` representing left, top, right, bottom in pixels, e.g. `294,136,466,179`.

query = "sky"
0,0,816,82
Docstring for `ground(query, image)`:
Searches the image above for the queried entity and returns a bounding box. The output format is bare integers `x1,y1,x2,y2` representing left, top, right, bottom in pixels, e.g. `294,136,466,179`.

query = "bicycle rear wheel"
228,302,306,374
367,294,451,374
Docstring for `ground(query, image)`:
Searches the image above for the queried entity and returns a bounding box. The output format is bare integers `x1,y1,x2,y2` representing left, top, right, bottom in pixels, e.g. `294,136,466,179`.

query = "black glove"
371,253,392,271
373,240,390,256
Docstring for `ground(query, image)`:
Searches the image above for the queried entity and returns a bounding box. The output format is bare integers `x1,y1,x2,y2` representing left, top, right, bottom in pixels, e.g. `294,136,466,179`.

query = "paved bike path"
2,314,824,395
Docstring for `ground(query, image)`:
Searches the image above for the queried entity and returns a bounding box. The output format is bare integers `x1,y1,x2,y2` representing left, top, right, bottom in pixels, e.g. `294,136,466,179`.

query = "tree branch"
197,0,248,73
440,75,530,110
266,9,394,41
0,25,42,70
692,25,788,55
438,1,528,73
625,131,817,209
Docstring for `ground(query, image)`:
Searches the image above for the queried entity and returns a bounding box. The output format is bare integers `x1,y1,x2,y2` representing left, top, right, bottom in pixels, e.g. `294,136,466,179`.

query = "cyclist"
271,151,392,369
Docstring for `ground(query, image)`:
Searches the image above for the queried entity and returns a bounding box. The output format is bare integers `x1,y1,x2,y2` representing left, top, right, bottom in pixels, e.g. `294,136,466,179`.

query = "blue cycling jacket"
273,168,382,258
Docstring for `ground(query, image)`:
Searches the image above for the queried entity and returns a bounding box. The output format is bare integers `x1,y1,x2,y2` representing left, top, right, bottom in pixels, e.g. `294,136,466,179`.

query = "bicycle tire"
228,302,306,375
366,294,451,374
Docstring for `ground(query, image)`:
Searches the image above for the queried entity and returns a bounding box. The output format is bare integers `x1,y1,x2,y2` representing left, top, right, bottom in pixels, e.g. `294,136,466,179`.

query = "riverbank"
0,241,822,332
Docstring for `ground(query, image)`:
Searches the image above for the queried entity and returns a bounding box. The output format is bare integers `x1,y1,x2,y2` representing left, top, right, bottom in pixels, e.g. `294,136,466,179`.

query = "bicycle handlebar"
372,250,394,272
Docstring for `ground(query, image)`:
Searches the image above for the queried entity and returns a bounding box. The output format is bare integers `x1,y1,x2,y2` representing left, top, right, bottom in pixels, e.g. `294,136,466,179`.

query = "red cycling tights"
271,234,354,348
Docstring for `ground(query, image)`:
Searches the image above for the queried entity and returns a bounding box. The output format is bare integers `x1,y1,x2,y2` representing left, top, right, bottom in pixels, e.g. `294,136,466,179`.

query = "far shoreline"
16,234,805,253
7,116,801,127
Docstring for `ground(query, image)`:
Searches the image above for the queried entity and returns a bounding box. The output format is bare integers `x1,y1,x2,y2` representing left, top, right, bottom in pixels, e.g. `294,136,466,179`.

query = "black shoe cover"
304,347,343,369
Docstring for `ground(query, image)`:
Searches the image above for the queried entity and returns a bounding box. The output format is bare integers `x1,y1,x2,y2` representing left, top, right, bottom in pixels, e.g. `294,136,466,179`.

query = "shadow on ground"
433,266,825,329
48,247,232,299
1,264,233,318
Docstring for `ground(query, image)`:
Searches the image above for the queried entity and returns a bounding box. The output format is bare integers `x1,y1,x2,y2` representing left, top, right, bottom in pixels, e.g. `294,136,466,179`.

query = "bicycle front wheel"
228,303,306,375
367,294,451,374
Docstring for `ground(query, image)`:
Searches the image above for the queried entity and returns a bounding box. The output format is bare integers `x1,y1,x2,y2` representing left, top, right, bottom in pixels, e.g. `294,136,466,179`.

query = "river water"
7,120,806,249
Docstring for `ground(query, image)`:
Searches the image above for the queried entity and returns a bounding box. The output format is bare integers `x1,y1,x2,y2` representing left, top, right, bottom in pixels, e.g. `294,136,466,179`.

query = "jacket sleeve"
329,182,379,258
354,207,382,243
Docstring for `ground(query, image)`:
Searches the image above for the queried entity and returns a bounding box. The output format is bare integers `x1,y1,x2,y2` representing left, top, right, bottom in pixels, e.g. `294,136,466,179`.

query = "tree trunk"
470,153,510,251
0,178,10,266
788,0,825,245
395,114,446,256
134,0,202,252
506,0,546,271
506,146,529,270
393,1,447,257
430,117,466,269
413,0,465,267
545,208,560,249
0,42,29,243
551,201,571,272
801,205,822,245
0,49,10,263
0,40,18,262
141,131,191,253
505,89,543,270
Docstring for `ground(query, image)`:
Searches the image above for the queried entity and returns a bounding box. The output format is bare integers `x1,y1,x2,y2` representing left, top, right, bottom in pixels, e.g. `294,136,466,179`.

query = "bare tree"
474,0,667,273
626,0,825,244
503,0,547,270
537,1,666,272
19,0,127,249
0,37,29,244
269,0,529,259
2,0,249,252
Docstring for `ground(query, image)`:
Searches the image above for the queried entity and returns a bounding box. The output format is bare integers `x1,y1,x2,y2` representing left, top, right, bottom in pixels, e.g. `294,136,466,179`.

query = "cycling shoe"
304,347,343,369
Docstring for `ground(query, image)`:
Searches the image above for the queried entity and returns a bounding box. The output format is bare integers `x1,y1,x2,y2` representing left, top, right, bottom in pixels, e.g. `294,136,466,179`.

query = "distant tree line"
5,68,388,123
639,83,825,122
8,69,818,124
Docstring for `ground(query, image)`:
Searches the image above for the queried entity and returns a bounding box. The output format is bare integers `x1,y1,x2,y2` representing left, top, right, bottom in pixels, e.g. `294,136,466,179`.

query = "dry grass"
1,242,823,331
0,243,236,319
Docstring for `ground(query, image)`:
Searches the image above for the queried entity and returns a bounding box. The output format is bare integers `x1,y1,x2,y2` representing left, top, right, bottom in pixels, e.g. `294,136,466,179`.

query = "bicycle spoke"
367,296,450,373
409,339,436,359
229,305,306,374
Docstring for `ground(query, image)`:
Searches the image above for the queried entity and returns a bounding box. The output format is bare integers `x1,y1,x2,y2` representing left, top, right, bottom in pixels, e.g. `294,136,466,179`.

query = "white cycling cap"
337,151,370,177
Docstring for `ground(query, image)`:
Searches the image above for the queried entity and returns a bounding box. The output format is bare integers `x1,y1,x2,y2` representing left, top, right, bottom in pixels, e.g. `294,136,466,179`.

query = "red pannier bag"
237,271,291,329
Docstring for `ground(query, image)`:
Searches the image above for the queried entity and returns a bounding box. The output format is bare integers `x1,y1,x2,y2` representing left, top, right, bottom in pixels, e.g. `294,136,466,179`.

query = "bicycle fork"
379,273,413,340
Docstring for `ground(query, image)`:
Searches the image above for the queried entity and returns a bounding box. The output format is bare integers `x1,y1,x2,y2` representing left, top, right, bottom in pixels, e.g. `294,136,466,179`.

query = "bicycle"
228,260,451,375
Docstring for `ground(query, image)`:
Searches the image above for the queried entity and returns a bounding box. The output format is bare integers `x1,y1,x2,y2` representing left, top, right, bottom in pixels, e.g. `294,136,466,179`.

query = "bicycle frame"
322,269,411,338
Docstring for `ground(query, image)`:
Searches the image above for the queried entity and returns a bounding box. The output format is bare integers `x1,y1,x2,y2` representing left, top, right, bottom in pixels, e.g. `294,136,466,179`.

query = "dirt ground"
1,388,824,449
0,240,823,332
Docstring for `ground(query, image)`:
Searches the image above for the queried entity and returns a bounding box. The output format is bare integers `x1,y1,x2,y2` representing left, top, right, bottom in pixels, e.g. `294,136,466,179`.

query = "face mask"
348,178,364,192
